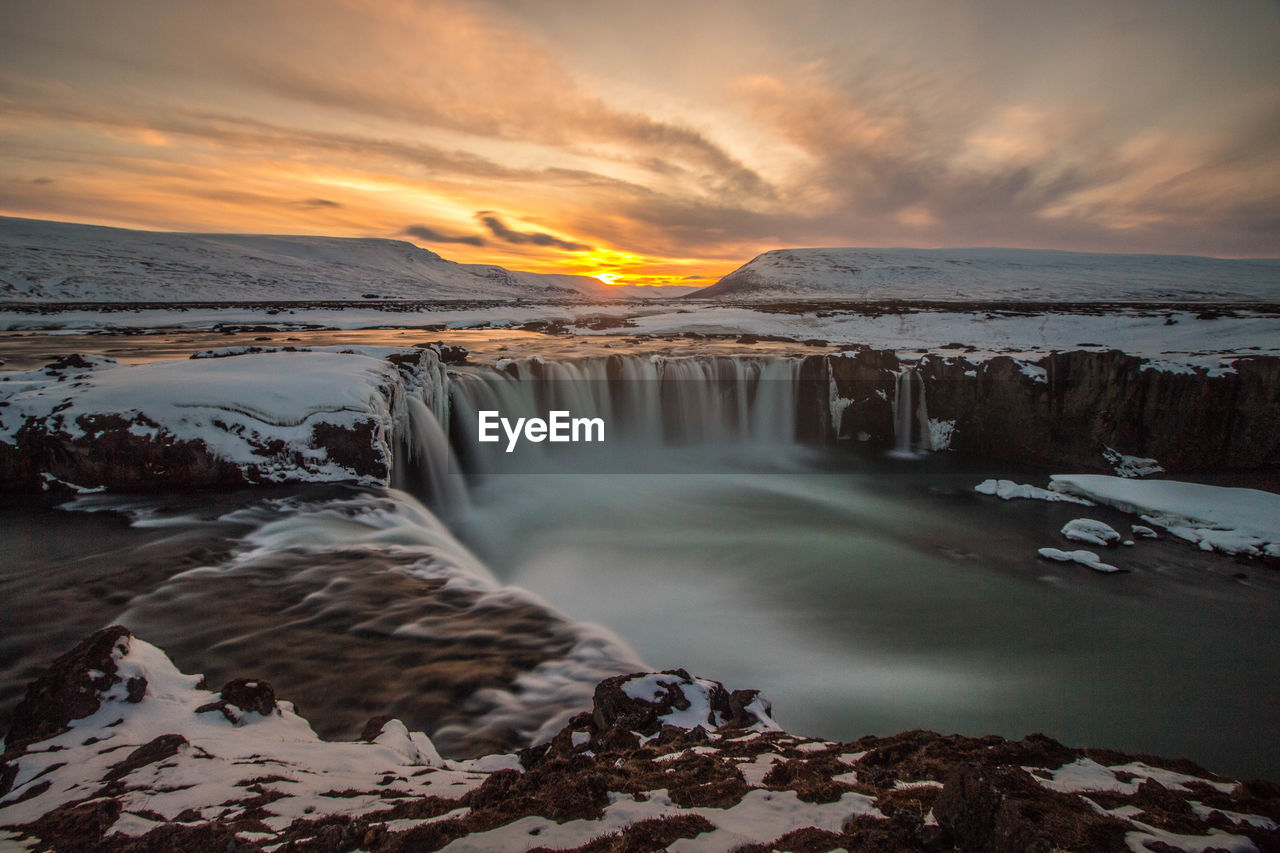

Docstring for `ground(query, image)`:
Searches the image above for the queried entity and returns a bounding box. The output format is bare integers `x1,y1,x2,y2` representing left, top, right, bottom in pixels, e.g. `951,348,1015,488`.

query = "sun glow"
594,272,620,285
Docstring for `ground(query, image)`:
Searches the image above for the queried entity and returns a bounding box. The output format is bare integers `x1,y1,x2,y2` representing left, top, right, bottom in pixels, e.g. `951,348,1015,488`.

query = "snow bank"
1050,475,1280,557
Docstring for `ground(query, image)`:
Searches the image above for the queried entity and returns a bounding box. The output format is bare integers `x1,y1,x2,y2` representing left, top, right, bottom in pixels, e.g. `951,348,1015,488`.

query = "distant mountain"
699,247,1280,302
0,217,622,302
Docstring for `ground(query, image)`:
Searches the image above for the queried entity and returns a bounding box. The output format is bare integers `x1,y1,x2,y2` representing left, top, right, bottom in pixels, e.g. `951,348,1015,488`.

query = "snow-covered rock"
2,629,1277,851
0,347,448,491
1061,518,1123,547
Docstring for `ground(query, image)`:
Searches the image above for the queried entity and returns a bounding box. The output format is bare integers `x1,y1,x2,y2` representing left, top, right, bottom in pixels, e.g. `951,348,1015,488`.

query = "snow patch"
1037,548,1120,573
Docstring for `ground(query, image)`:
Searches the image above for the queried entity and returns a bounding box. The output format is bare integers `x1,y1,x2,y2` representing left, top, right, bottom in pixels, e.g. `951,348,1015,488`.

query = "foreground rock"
2,630,1276,851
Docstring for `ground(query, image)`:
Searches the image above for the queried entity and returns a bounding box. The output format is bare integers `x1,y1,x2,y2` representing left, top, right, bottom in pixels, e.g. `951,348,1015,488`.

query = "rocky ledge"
1,629,1276,852
0,346,452,494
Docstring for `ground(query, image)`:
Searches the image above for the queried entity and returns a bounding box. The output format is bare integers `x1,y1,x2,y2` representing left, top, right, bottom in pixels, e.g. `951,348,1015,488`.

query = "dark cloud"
32,176,56,185
403,224,487,247
298,197,341,208
475,212,590,251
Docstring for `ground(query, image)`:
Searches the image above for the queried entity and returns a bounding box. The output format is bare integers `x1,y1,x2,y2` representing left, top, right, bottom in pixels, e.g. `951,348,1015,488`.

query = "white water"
889,368,928,458
444,355,803,474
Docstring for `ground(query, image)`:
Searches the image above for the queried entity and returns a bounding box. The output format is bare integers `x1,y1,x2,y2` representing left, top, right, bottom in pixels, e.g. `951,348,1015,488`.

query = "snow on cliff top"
0,216,621,302
0,349,430,485
701,247,1280,302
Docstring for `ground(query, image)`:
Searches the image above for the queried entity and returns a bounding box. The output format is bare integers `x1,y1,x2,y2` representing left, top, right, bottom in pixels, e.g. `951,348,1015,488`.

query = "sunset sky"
1,1,1277,285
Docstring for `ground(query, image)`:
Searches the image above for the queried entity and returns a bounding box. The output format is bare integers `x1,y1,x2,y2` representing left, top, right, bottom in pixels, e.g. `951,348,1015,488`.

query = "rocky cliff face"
2,346,1276,499
801,350,1280,474
2,629,1277,852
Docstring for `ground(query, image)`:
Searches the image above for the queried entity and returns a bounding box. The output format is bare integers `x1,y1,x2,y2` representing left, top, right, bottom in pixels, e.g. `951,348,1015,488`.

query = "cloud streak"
476,213,591,252
403,225,487,247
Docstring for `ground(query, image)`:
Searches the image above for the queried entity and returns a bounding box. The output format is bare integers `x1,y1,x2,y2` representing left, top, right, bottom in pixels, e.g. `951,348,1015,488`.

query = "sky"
1,0,1277,285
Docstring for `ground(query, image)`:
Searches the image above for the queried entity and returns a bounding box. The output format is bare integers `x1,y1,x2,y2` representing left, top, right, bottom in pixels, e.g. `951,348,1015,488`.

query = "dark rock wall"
800,349,1280,474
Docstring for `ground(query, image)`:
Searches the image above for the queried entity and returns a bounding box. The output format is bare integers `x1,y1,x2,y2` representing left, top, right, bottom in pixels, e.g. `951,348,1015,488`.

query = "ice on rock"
1061,518,1122,547
1102,446,1164,478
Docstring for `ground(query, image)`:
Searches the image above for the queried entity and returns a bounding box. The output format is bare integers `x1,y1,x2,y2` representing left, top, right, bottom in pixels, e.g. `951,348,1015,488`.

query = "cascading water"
393,396,470,513
443,354,804,474
890,367,923,458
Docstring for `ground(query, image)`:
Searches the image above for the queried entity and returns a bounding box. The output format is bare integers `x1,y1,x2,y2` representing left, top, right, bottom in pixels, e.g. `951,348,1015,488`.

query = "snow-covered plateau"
0,216,670,302
701,246,1280,302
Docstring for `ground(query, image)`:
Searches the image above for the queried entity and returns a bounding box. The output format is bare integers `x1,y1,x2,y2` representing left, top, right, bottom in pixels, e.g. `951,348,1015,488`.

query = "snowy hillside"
0,217,621,302
701,247,1280,302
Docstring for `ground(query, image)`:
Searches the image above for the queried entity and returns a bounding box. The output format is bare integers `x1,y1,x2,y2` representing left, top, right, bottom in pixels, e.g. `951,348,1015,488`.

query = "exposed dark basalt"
920,350,1280,472
102,734,189,783
3,625,134,758
3,632,1279,852
801,349,1280,473
4,413,252,493
193,679,279,724
932,764,1132,852
798,347,900,444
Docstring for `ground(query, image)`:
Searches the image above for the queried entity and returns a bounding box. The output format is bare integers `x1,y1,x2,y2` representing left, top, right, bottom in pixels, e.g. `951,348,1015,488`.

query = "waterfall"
890,368,920,458
915,371,932,452
393,396,471,514
389,353,806,506
442,354,803,472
